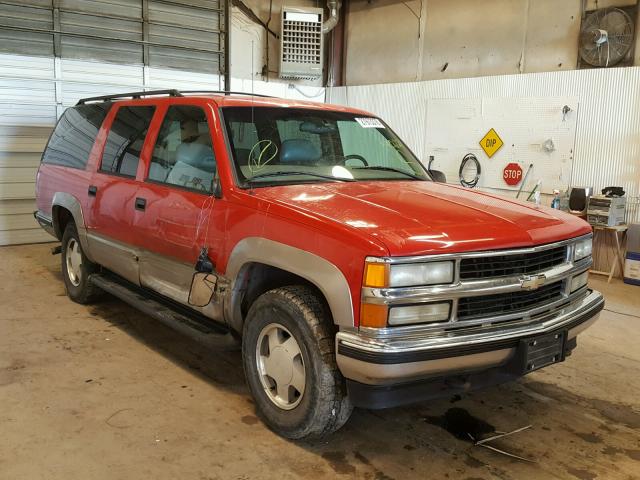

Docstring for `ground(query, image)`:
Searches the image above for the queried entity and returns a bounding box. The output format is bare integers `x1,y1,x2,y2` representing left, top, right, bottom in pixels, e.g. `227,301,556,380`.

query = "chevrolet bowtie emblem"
520,274,546,290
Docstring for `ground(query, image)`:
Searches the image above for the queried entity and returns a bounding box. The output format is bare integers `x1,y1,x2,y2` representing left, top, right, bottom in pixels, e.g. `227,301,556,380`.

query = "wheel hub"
267,345,294,386
65,238,82,287
256,323,306,410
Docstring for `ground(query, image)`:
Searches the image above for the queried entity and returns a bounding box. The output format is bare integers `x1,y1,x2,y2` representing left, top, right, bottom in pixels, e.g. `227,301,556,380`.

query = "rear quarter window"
42,104,111,169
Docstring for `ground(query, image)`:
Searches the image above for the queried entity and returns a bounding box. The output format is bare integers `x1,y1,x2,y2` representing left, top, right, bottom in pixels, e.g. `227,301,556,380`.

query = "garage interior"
1,1,640,479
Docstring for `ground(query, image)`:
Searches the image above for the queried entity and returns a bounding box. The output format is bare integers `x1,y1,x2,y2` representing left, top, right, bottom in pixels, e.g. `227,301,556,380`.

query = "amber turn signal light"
363,262,388,288
360,303,388,328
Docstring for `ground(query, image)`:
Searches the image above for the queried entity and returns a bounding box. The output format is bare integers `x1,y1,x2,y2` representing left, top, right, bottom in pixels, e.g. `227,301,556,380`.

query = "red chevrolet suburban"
35,90,603,439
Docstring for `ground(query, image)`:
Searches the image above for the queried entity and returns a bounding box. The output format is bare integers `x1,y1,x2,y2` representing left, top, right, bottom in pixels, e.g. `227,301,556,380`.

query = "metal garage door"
0,0,228,245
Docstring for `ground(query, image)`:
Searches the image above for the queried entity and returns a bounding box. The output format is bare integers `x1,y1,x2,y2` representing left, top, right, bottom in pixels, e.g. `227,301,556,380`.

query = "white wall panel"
0,152,43,168
329,67,640,209
0,167,39,184
0,79,57,104
0,228,51,246
61,58,144,86
0,199,38,215
0,183,37,201
146,67,221,90
0,104,57,127
0,54,55,80
424,96,579,194
229,78,325,101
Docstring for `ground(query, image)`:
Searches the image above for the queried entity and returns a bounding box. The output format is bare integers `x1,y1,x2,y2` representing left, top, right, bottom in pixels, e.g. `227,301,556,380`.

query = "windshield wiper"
352,166,423,180
245,171,356,185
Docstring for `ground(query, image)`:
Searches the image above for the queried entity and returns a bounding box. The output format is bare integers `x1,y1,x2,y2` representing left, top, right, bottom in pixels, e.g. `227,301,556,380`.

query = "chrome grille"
459,246,567,280
457,281,565,321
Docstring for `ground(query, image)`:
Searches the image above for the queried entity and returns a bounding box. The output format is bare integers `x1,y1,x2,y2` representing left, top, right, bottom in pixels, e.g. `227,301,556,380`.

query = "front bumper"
336,289,604,407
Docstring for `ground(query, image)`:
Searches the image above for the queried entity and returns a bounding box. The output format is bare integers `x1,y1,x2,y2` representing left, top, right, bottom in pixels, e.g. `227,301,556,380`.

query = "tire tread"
243,285,353,439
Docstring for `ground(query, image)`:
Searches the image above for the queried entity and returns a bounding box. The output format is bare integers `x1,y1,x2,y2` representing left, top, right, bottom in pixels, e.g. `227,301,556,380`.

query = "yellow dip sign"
480,128,504,158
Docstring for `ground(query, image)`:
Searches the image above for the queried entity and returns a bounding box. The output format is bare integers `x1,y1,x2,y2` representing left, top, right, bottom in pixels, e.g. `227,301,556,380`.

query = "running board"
90,273,239,351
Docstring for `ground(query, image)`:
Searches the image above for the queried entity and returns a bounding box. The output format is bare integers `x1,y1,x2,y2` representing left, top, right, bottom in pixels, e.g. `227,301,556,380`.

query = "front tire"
61,222,100,304
242,286,353,439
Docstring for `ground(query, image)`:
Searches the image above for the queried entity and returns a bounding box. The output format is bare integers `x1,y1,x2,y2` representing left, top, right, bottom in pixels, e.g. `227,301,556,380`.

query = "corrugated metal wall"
0,53,221,245
0,0,227,245
0,0,225,74
328,67,640,207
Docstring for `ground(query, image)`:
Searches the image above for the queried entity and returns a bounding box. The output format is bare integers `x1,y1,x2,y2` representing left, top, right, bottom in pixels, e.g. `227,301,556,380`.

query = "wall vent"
279,7,324,80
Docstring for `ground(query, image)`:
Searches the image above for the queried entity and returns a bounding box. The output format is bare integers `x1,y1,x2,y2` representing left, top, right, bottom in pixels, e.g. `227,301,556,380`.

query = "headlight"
389,261,454,287
388,302,451,326
570,271,589,292
574,237,593,261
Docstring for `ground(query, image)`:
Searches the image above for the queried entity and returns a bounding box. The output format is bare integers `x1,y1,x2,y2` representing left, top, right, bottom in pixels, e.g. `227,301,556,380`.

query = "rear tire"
242,285,353,439
61,222,100,304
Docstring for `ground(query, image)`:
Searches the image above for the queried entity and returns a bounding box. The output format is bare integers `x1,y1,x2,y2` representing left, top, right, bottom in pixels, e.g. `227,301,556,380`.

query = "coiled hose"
459,153,481,188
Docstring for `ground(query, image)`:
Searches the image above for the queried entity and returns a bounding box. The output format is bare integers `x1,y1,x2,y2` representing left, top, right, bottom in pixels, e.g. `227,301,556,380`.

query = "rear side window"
101,106,155,177
148,105,216,193
42,104,111,169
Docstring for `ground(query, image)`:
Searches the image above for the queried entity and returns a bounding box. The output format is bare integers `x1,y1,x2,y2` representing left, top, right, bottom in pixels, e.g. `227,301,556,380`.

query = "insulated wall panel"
328,67,640,214
0,0,225,75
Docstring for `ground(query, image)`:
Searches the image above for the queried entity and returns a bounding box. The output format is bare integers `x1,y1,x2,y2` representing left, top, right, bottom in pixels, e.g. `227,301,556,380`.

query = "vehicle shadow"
88,296,248,394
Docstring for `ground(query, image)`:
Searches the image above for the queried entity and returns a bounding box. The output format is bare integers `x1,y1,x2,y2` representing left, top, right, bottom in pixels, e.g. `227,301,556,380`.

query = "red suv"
35,90,603,439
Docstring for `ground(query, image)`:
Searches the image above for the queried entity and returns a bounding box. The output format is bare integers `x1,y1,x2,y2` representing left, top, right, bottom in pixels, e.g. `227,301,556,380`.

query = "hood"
255,181,591,256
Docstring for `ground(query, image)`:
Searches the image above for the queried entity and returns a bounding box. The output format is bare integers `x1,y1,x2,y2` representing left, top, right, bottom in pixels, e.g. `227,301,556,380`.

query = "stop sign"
503,163,523,186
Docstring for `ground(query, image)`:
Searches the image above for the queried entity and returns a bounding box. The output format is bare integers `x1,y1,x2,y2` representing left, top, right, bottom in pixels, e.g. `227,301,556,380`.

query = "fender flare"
51,192,94,262
224,237,355,329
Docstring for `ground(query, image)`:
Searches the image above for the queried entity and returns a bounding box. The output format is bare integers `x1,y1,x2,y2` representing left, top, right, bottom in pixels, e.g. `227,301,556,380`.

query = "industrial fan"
579,7,635,67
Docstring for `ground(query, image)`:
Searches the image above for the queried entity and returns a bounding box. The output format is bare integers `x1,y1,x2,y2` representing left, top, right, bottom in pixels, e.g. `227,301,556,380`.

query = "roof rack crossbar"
179,90,274,98
76,89,183,105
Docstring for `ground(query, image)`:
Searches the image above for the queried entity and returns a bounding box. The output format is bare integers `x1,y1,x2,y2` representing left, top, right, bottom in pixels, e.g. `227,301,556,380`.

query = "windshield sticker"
355,117,385,129
248,140,278,172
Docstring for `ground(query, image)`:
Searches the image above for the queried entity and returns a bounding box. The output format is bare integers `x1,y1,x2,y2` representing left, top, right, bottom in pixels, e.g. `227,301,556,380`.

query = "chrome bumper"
336,289,604,385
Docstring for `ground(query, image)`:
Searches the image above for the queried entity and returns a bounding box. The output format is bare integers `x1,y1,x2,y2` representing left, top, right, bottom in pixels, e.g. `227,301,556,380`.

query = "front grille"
459,246,567,280
457,281,564,320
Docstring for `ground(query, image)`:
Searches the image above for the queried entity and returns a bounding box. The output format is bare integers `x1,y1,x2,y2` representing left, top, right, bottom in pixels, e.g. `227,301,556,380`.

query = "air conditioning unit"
279,7,324,80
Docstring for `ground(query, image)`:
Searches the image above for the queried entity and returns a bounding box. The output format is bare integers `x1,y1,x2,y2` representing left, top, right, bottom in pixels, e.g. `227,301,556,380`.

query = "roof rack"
76,89,274,105
180,90,274,98
76,89,183,105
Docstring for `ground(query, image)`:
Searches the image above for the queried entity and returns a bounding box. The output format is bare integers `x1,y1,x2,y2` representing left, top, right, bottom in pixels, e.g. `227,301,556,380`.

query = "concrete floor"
1,244,639,480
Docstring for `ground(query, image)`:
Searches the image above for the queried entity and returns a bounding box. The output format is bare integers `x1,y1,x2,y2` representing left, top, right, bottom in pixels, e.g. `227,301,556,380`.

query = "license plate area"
521,331,566,373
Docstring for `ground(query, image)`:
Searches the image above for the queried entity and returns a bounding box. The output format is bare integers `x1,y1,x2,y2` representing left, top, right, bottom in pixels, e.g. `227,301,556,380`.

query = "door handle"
88,185,97,197
135,197,146,211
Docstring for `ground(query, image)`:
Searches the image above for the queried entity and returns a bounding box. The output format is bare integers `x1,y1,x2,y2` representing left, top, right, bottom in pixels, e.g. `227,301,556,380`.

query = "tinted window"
148,106,216,193
101,106,155,177
42,104,111,169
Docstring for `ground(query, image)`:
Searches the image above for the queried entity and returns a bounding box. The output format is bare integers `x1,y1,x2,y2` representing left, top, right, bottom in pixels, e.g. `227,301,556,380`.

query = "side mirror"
188,272,217,307
430,170,447,183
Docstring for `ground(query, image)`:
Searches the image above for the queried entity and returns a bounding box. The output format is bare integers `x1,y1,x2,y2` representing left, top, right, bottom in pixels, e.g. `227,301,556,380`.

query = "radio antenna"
251,40,255,125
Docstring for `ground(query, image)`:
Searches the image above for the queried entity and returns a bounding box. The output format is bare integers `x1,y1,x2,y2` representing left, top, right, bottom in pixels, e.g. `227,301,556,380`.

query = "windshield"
221,107,430,186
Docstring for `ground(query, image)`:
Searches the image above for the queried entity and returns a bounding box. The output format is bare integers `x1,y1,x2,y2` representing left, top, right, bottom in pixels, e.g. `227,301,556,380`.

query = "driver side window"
148,106,217,193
